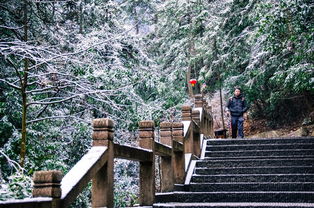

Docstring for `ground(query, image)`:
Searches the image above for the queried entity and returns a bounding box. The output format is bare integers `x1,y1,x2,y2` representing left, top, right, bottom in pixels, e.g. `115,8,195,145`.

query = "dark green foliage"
114,160,139,207
1,0,312,207
0,0,183,206
193,0,314,126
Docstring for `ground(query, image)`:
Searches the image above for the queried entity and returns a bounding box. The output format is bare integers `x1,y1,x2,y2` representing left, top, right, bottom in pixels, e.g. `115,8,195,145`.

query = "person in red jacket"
226,87,248,138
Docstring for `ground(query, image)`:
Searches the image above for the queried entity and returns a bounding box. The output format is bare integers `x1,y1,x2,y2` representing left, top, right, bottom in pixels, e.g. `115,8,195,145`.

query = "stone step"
204,155,314,160
154,137,314,207
155,192,314,203
206,137,314,146
191,174,314,183
173,184,185,192
153,202,314,208
194,166,314,175
196,158,314,168
205,149,314,158
186,182,314,192
206,144,314,152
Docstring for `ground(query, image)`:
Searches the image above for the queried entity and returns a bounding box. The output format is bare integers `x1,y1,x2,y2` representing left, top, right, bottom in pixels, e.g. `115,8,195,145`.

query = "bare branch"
5,57,23,85
0,150,24,173
27,94,78,106
0,25,23,30
31,0,72,3
26,85,75,94
27,115,89,124
0,78,22,90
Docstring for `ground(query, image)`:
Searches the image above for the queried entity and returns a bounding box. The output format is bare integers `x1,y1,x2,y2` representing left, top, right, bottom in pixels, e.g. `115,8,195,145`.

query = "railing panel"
155,142,172,157
172,140,183,152
114,144,153,162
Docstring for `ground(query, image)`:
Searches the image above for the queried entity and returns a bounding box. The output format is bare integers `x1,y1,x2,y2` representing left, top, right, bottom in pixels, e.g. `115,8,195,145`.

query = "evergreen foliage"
0,0,313,207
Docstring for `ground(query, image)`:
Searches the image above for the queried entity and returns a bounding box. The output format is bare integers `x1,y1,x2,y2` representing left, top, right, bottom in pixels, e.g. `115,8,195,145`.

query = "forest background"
0,0,313,207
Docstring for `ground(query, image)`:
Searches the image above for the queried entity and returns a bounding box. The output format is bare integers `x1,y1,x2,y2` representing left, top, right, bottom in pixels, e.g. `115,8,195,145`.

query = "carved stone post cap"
93,118,114,128
181,106,192,111
33,170,63,184
194,94,204,107
172,122,184,138
160,122,172,128
32,170,62,198
172,122,184,128
93,118,115,142
194,94,203,99
139,120,155,128
160,122,172,145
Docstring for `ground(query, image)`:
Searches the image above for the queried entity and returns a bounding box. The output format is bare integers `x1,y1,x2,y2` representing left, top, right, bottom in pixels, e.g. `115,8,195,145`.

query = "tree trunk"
134,8,139,35
20,0,29,168
187,0,194,97
186,65,193,97
79,0,83,34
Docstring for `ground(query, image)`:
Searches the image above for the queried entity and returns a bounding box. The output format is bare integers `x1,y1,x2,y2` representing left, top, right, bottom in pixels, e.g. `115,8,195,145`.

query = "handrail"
0,94,213,208
61,146,109,207
155,141,172,157
114,144,153,162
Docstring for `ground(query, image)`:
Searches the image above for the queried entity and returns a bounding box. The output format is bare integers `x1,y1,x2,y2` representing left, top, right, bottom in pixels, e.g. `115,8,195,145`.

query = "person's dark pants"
231,116,244,138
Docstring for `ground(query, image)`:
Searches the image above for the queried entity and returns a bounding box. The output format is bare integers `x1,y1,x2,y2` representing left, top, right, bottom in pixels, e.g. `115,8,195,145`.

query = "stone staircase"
154,137,314,208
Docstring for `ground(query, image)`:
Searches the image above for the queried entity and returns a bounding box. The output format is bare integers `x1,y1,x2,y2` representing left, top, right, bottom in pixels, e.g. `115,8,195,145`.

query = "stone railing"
0,94,213,208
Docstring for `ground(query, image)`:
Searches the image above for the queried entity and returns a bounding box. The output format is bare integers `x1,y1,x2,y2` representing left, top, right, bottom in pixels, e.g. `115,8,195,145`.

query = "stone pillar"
194,94,204,108
92,118,114,208
192,110,201,157
182,106,193,154
203,98,207,108
192,109,200,126
32,170,62,198
205,105,213,136
172,122,185,184
139,120,155,205
202,100,208,135
181,106,192,121
160,122,174,192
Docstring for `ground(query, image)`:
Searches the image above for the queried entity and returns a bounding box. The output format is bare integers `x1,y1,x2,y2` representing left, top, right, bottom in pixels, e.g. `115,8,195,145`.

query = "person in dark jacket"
226,87,248,138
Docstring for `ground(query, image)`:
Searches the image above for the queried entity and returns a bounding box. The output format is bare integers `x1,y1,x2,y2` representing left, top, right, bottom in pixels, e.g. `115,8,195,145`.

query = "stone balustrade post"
172,122,185,184
32,170,62,207
203,98,207,108
205,105,213,136
192,109,200,126
192,110,201,157
139,120,155,205
181,106,192,121
92,118,114,208
160,122,174,192
208,105,214,137
32,170,62,198
194,94,204,108
202,101,208,136
181,106,193,154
